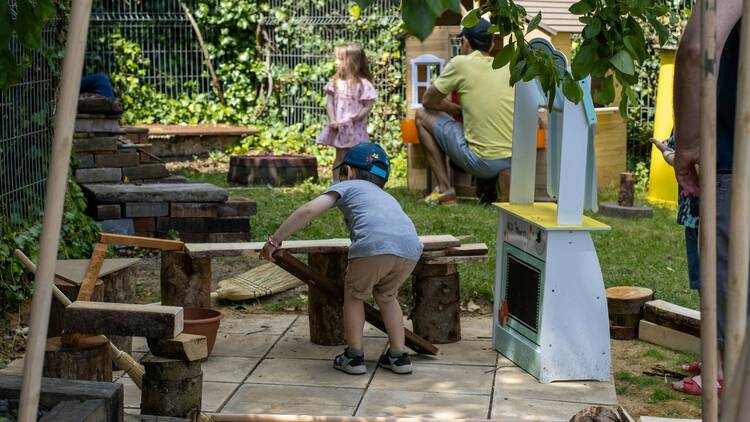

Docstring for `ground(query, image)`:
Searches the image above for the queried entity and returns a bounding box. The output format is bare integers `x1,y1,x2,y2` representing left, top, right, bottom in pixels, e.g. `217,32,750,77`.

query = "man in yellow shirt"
416,18,515,206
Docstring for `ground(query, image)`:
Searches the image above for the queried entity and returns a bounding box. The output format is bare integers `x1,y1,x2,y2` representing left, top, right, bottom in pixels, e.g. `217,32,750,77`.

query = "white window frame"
410,54,445,109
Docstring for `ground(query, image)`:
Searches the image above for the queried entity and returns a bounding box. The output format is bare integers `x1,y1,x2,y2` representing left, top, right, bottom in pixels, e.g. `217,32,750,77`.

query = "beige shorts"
345,255,417,302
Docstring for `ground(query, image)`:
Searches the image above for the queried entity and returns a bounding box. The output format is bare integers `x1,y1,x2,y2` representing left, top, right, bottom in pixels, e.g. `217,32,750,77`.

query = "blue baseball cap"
333,143,390,180
461,18,493,48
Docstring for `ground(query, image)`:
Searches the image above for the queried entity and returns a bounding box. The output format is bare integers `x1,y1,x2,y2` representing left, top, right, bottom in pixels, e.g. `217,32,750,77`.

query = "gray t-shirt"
324,180,423,261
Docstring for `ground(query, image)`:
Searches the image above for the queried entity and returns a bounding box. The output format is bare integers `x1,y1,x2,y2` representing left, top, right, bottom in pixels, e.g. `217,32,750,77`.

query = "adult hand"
650,138,675,166
674,147,700,197
446,102,462,117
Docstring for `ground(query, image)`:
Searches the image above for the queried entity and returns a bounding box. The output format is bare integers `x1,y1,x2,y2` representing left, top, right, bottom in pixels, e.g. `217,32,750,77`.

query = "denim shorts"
684,226,700,290
431,115,511,179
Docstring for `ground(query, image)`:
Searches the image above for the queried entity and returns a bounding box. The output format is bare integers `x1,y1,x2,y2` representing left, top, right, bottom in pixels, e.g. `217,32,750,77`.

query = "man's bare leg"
415,108,452,192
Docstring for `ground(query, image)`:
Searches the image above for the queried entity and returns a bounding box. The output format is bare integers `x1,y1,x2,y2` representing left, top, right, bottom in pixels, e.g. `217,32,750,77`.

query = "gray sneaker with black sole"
378,350,412,374
333,349,367,375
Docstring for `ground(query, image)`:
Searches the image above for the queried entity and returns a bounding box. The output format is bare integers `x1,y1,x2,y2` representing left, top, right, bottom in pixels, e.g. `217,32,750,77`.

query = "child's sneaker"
378,349,412,374
333,349,366,375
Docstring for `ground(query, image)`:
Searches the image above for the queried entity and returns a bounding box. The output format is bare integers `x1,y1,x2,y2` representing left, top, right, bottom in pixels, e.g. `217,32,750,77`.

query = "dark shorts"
431,114,511,179
685,226,700,290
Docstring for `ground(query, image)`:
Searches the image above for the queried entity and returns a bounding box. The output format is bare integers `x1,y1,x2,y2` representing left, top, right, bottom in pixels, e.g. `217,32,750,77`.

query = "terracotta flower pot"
182,307,223,356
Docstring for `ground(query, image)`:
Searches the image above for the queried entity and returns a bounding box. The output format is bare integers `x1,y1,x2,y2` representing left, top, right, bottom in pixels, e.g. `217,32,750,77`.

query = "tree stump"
101,264,137,357
411,263,461,344
617,172,635,207
228,154,318,186
307,252,347,345
161,250,211,308
43,336,112,382
48,278,104,338
606,286,654,340
141,354,202,420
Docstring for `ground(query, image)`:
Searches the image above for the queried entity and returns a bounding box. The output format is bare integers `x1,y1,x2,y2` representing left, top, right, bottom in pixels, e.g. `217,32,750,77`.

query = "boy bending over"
261,143,423,375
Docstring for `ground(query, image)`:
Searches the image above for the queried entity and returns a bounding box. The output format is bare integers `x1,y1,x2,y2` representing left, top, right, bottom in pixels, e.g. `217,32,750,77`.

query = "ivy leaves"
0,0,57,91
355,0,459,41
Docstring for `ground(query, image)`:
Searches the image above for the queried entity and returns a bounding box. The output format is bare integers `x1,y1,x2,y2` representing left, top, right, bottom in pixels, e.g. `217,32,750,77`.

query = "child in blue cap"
261,143,423,375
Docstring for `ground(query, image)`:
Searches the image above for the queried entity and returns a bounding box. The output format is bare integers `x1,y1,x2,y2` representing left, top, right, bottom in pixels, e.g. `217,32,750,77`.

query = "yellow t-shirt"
433,51,515,160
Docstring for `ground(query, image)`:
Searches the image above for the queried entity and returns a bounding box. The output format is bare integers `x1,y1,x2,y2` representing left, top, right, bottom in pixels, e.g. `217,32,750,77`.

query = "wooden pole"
724,0,750,377
17,1,93,419
698,0,719,419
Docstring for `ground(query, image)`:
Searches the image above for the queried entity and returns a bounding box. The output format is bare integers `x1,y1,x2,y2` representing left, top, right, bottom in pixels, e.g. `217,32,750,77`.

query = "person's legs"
375,296,405,352
415,108,451,192
373,257,417,374
343,289,365,351
333,147,349,182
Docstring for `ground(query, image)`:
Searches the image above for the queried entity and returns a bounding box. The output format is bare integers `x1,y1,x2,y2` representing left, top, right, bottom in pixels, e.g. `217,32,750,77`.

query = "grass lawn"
177,169,698,310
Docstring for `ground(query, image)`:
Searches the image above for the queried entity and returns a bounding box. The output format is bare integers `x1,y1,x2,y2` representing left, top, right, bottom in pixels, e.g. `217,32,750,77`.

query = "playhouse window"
411,54,445,108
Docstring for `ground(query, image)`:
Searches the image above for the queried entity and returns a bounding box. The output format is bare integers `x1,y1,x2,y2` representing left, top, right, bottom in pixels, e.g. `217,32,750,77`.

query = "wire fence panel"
0,17,61,226
86,0,212,99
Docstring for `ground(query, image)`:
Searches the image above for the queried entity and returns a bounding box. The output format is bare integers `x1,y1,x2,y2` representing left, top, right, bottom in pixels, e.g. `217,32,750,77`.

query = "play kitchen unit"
493,39,611,383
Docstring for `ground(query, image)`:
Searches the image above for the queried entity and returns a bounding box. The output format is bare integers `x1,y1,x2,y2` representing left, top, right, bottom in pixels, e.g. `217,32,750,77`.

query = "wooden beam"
638,320,701,355
64,302,183,339
99,233,185,251
272,250,438,355
421,243,489,257
421,255,488,265
76,242,107,299
146,333,208,362
643,300,701,337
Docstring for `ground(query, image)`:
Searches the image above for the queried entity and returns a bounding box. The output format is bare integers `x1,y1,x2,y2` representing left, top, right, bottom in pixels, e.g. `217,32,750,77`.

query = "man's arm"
422,85,461,116
673,0,742,196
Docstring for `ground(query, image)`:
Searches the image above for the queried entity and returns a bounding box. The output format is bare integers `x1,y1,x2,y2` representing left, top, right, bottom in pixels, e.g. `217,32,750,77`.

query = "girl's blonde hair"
333,43,372,90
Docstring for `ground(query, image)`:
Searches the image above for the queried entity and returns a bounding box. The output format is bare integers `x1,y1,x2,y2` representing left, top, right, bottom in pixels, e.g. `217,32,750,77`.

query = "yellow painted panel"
494,202,610,231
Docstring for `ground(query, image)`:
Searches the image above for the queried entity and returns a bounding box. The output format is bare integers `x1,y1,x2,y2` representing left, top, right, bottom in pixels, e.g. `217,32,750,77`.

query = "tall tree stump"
43,335,112,382
161,250,211,308
101,264,137,357
411,263,461,344
48,278,104,338
308,252,347,345
606,286,654,339
617,172,635,207
141,354,202,420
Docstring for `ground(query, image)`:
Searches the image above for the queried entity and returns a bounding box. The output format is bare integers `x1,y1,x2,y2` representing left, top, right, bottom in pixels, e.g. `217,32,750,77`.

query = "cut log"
141,354,203,420
272,249,438,355
146,333,208,362
308,252,347,346
643,300,701,337
161,250,212,308
44,336,112,382
606,286,654,340
618,172,635,207
413,263,457,278
411,270,461,344
64,301,184,339
49,278,104,338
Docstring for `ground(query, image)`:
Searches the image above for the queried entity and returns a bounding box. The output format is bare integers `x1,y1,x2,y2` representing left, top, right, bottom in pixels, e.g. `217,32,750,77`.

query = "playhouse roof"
517,0,584,34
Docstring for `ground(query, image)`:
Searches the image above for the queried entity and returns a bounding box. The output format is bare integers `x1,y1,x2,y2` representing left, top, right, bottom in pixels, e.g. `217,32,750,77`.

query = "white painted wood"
410,54,444,108
556,97,589,225
509,80,545,204
638,320,702,354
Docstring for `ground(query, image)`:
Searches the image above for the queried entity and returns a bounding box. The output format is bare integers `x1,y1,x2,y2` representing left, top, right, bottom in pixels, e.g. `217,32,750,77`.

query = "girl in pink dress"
317,43,378,181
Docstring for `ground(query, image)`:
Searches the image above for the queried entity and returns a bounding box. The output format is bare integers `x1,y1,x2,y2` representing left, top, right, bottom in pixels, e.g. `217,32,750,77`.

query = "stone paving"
0,314,618,421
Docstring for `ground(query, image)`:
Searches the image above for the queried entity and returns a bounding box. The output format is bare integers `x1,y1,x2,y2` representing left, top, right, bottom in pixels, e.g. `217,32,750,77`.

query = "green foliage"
0,0,57,91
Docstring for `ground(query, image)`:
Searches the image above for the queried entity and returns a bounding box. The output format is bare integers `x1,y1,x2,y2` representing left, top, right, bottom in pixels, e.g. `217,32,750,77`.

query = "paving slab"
0,358,24,376
202,381,239,412
116,376,142,409
202,356,260,383
355,390,490,419
411,340,503,367
222,384,361,416
491,397,602,421
269,336,387,362
287,317,386,338
82,183,228,203
460,316,494,340
246,358,372,388
369,363,494,395
219,315,297,335
211,333,279,358
494,367,617,405
132,336,148,352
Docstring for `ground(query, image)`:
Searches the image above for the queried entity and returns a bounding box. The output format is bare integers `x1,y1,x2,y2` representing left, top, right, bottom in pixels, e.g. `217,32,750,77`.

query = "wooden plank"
146,333,208,362
638,320,701,355
76,242,107,297
64,301,184,339
643,300,701,337
99,233,185,251
421,255,489,265
54,258,141,286
421,243,489,257
186,235,461,258
271,249,439,355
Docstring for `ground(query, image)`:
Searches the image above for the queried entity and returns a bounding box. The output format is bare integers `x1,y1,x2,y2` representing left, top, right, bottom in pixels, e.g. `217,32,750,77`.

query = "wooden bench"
167,235,488,344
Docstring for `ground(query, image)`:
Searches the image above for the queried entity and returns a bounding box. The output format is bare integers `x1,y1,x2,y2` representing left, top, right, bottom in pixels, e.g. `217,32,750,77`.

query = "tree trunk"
606,286,654,340
307,253,347,345
141,354,202,421
411,265,461,344
618,172,635,207
161,250,211,308
48,279,104,338
43,336,111,382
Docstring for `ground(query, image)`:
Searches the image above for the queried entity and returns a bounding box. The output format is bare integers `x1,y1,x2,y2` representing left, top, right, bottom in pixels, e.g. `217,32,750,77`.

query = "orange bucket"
401,119,419,144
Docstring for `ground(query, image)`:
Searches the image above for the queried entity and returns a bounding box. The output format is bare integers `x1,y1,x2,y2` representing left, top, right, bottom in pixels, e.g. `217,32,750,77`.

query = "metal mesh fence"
264,0,403,126
0,16,61,226
85,0,212,98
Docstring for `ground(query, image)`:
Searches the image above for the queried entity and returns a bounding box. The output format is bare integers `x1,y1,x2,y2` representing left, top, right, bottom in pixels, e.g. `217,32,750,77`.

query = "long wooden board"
100,233,185,251
421,255,489,265
54,258,141,286
64,301,184,339
642,300,701,337
271,250,438,355
186,235,461,258
421,243,489,258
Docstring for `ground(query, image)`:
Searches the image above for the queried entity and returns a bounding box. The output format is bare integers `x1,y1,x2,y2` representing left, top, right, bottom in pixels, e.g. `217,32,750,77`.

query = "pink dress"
316,78,377,148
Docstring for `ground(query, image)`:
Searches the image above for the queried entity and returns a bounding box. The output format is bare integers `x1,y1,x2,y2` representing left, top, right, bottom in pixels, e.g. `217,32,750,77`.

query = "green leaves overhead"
562,73,583,104
493,41,515,69
610,50,635,76
526,12,542,34
402,0,460,41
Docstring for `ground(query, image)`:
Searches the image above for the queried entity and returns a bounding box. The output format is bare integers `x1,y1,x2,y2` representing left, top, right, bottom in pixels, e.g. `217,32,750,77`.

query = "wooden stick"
17,1,93,419
271,250,438,355
698,0,719,419
76,242,107,300
99,232,185,250
178,0,225,105
720,325,750,421
724,0,750,377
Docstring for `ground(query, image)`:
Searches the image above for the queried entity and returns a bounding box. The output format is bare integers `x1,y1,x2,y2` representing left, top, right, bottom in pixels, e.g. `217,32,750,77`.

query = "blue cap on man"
333,143,390,181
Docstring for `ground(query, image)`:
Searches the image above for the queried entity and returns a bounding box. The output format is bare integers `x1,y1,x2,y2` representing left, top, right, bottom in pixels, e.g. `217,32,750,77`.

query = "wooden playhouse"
403,1,626,198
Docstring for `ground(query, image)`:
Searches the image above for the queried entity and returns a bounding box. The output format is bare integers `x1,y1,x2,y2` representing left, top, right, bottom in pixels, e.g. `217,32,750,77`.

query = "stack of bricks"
73,95,170,184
